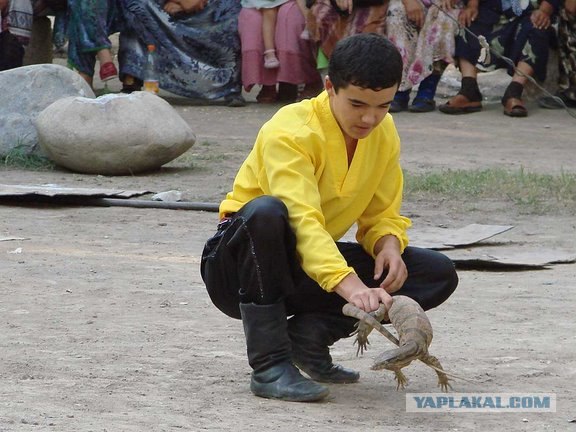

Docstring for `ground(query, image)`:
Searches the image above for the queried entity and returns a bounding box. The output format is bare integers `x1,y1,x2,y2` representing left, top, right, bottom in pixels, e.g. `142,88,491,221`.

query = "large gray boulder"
35,91,196,175
0,64,95,157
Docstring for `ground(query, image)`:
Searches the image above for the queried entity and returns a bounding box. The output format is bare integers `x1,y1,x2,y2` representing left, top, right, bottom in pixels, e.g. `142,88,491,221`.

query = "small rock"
152,190,183,202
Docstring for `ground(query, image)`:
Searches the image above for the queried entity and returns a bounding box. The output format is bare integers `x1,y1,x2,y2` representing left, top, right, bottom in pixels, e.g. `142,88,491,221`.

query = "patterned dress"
454,0,560,81
386,0,460,91
118,0,243,101
66,0,123,76
557,5,576,99
309,0,389,58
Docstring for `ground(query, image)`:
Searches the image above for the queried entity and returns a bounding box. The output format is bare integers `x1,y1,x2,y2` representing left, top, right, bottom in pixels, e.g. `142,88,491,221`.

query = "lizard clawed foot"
394,370,408,390
438,375,453,392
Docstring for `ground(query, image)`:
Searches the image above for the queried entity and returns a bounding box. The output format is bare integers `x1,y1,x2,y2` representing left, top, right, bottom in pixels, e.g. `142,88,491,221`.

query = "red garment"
238,0,320,91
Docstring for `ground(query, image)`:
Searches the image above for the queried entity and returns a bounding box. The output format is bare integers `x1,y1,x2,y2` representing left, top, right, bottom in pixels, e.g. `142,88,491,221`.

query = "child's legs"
96,48,114,64
262,7,279,51
295,0,308,18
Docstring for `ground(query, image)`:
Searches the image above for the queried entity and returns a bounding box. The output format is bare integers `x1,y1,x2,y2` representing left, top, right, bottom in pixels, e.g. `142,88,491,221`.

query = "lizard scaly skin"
343,296,453,391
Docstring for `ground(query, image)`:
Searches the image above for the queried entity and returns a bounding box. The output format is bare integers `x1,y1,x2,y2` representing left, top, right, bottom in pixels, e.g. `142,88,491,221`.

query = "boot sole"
251,384,329,402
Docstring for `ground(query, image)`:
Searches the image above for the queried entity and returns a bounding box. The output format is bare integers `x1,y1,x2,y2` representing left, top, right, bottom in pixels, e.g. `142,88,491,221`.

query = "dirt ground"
1,95,576,432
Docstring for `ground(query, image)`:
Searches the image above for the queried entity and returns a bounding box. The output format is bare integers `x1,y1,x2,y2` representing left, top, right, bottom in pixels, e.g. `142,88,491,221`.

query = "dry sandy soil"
1,94,576,432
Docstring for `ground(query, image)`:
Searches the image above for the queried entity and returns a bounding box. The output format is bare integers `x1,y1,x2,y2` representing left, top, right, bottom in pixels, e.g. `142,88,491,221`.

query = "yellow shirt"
220,91,411,292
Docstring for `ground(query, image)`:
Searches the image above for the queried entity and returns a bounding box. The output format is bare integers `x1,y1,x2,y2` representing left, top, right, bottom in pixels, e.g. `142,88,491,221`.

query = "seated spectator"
308,0,388,60
439,0,558,117
386,0,463,112
118,0,245,106
538,0,576,108
239,0,323,103
66,0,122,87
0,0,32,71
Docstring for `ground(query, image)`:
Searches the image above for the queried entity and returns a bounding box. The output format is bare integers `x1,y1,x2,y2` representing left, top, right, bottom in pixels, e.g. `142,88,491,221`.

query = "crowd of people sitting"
1,0,575,113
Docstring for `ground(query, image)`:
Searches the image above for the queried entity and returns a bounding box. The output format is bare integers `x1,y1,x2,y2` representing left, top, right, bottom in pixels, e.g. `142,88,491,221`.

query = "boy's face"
325,77,397,144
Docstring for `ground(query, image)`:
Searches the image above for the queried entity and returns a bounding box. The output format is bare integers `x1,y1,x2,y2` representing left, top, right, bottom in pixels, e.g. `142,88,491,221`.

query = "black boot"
288,313,360,384
240,301,329,402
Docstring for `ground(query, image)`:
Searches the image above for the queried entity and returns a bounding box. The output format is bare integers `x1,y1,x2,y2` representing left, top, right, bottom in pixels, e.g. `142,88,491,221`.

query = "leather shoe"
294,359,360,384
439,94,482,114
251,362,329,402
503,97,528,117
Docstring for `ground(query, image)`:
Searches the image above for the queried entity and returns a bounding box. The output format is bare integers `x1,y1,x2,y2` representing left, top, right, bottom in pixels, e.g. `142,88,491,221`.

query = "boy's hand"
372,235,407,294
334,274,393,312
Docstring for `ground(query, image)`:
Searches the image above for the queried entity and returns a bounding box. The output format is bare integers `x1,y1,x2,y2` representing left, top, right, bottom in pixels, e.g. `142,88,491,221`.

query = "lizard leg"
436,371,452,392
394,370,408,390
421,353,453,392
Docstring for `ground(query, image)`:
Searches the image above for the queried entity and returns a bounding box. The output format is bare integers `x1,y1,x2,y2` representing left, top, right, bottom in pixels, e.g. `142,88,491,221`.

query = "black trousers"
201,196,458,320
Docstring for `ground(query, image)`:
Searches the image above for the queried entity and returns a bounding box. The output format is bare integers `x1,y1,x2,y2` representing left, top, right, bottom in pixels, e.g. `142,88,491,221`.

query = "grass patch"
2,145,55,170
404,167,576,214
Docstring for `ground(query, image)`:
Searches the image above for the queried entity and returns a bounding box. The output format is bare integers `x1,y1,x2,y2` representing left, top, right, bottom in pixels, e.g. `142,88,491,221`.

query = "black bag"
0,30,25,71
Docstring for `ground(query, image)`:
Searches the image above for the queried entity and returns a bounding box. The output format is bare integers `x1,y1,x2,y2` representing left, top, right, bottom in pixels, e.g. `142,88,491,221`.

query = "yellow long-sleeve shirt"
220,91,411,292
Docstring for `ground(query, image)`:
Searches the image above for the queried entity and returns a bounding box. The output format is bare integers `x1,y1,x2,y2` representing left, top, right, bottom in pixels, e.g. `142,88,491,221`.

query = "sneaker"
409,97,436,113
390,90,410,113
99,62,118,82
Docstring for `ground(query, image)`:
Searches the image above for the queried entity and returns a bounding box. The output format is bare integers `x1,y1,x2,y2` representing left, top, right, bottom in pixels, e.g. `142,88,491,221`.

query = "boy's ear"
324,76,334,95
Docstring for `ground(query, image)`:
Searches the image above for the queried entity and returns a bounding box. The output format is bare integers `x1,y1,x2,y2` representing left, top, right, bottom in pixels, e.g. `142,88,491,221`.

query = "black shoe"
120,75,143,93
225,94,246,107
409,97,436,113
390,90,410,113
293,359,359,384
538,90,576,109
251,362,329,401
288,313,359,384
240,302,330,402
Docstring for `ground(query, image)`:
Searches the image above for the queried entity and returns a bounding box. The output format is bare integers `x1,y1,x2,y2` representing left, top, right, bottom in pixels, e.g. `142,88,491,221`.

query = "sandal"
264,49,280,69
503,97,528,117
438,94,482,114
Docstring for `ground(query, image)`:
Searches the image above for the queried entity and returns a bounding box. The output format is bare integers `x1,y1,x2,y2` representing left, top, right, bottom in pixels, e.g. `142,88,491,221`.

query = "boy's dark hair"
328,33,403,92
